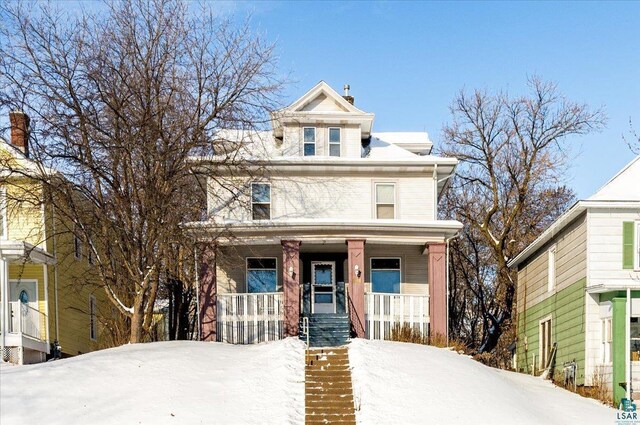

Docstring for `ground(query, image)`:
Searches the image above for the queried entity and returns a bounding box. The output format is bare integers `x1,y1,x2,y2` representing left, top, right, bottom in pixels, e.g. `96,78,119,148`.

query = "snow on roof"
365,135,420,160
370,132,431,146
588,155,640,201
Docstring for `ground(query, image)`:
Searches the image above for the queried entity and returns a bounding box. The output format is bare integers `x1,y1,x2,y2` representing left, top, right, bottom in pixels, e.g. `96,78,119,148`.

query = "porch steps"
299,314,350,347
305,347,356,425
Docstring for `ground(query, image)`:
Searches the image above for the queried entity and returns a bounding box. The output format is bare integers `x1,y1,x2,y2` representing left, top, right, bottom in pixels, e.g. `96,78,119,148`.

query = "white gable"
299,93,350,113
588,155,640,201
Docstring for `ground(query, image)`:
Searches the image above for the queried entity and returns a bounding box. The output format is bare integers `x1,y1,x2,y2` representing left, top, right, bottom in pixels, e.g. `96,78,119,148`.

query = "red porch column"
428,242,447,339
282,240,301,337
198,243,217,342
347,239,366,338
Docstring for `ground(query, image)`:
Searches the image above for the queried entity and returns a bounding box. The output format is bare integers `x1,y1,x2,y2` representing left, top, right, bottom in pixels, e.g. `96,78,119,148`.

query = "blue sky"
232,0,639,199
32,1,640,198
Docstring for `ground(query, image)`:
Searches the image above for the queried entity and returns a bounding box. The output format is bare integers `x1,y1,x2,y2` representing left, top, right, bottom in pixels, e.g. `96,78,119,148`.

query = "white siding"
584,292,603,385
282,123,362,159
209,175,435,222
587,208,640,288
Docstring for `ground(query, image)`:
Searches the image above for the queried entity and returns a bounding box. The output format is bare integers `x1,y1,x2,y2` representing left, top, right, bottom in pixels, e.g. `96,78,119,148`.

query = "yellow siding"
2,168,107,357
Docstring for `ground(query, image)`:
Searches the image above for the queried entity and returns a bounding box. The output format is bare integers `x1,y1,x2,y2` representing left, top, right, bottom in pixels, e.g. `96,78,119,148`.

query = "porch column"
198,243,217,342
282,240,301,337
428,242,447,339
347,239,366,338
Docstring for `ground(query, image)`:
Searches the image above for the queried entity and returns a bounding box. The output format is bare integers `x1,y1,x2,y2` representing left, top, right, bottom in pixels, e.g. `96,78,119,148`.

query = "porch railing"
365,293,429,341
8,301,47,341
217,293,284,344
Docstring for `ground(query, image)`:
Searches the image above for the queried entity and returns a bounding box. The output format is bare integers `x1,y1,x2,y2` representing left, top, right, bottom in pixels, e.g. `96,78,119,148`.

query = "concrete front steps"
305,347,355,425
299,314,350,347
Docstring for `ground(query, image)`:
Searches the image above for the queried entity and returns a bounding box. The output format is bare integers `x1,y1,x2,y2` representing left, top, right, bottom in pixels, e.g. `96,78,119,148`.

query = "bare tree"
0,0,282,343
440,78,606,361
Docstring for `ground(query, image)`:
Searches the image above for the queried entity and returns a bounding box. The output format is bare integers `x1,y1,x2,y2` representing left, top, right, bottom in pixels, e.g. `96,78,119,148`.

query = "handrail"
8,301,47,341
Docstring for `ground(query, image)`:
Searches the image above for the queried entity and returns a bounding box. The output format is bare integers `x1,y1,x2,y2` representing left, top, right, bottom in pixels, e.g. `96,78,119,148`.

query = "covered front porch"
0,240,55,364
194,220,458,346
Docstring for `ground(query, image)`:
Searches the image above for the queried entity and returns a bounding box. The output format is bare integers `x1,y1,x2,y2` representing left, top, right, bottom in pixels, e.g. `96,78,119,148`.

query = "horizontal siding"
517,212,587,312
588,208,640,287
216,244,428,295
516,278,586,384
209,175,435,222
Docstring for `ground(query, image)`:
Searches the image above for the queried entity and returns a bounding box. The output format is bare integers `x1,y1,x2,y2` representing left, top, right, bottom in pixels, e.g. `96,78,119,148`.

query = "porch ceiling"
187,219,462,246
0,240,56,265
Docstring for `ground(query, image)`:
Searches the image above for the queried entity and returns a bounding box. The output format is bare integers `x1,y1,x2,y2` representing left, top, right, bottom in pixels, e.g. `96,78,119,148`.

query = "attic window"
303,127,316,156
329,128,341,157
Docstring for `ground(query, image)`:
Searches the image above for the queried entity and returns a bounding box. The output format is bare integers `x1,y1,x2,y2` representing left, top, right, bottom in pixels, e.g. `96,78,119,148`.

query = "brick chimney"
342,84,354,105
9,111,30,157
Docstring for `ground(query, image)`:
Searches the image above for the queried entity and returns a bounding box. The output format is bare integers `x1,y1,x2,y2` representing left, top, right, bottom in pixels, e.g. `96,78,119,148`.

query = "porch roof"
186,218,462,245
0,240,56,265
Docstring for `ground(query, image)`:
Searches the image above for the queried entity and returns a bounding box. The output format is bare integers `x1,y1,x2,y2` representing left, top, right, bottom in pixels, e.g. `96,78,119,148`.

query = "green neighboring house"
509,155,640,404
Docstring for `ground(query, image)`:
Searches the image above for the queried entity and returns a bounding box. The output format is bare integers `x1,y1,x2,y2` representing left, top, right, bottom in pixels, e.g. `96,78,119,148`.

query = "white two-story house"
188,82,462,346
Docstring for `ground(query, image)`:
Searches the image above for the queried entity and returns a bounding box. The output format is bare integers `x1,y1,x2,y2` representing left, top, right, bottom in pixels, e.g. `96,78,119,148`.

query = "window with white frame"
246,258,277,293
547,245,556,292
375,183,395,219
601,317,612,364
251,183,271,220
89,295,97,341
370,258,401,293
0,187,6,239
539,317,552,369
328,127,341,157
303,127,316,156
636,221,640,270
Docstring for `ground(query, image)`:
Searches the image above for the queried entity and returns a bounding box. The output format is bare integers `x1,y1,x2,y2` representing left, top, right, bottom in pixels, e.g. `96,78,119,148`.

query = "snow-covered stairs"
305,347,356,424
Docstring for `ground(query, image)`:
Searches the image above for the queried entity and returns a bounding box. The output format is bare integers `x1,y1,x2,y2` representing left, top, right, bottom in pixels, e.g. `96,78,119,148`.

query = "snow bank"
349,339,615,425
0,338,305,425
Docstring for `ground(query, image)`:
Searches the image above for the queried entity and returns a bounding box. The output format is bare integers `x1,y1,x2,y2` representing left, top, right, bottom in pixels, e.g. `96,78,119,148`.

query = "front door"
312,262,335,314
9,280,38,309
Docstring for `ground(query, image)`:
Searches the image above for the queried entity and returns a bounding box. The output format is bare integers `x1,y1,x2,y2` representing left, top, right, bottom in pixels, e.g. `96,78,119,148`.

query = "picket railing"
8,301,47,341
365,293,429,340
217,293,284,344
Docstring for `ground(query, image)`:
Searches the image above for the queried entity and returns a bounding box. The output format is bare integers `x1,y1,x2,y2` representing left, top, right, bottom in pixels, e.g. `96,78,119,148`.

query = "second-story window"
251,183,271,220
303,127,316,156
547,245,556,292
375,183,395,219
329,127,341,157
74,226,83,260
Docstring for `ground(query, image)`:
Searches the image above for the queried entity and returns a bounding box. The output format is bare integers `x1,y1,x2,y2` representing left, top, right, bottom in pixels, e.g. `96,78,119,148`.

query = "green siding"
623,221,635,270
612,297,627,405
516,278,586,384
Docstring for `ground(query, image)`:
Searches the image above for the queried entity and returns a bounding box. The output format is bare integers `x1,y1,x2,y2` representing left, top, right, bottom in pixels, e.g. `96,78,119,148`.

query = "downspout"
1,259,6,355
51,204,60,342
627,287,631,401
194,244,201,341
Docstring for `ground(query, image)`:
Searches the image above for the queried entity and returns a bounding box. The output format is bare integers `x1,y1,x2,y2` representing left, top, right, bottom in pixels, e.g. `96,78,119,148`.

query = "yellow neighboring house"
1,111,105,364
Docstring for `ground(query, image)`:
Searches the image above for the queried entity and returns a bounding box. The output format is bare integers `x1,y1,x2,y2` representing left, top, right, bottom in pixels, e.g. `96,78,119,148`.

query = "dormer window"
329,127,341,157
303,127,316,156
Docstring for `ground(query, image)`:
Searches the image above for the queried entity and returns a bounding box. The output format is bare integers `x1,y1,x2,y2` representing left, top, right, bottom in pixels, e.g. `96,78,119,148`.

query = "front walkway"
305,347,355,424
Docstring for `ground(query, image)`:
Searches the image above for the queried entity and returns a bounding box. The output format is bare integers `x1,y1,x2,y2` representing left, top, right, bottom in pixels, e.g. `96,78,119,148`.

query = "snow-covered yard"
1,338,618,425
349,339,616,425
0,338,305,425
